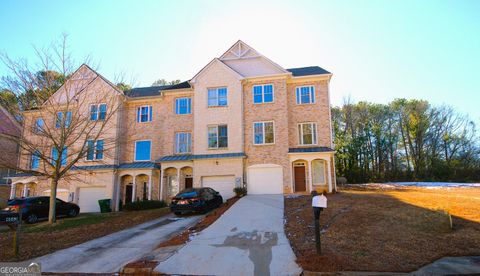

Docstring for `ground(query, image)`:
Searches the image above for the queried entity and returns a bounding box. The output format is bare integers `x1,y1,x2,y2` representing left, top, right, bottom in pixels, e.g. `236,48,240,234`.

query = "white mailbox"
312,194,327,208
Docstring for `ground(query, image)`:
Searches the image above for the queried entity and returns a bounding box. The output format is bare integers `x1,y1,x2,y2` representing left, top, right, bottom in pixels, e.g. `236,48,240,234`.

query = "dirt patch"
285,186,480,272
157,196,239,248
0,208,170,262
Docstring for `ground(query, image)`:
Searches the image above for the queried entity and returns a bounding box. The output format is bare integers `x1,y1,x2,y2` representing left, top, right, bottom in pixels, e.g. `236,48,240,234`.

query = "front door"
125,184,133,203
185,177,193,189
294,165,307,192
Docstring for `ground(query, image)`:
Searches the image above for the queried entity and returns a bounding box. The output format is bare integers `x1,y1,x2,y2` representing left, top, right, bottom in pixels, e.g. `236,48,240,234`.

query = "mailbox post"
311,191,327,255
0,206,21,258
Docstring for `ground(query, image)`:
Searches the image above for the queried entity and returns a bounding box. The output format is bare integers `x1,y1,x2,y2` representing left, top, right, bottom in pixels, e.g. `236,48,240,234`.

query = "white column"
308,160,313,193
159,169,164,201
327,159,333,193
132,174,137,202
176,169,181,193
10,183,16,199
289,161,294,193
115,175,121,211
22,184,28,197
148,173,152,200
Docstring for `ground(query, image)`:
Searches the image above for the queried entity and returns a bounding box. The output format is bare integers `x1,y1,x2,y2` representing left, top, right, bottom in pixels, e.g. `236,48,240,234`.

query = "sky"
1,0,479,122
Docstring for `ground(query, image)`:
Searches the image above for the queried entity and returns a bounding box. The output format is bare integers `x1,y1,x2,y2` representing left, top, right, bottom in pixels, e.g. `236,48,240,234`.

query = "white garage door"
42,189,69,202
78,187,107,213
202,176,235,200
247,164,283,194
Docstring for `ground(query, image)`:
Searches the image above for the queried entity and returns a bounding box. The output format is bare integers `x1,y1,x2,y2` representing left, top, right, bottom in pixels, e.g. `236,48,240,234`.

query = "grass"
22,212,119,233
284,186,480,272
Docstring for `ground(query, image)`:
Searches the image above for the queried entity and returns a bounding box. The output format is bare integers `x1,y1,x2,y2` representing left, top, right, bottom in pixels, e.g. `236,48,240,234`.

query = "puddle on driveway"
214,230,278,276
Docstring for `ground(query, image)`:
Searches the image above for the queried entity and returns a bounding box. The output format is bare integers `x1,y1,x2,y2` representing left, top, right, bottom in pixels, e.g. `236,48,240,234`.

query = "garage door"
247,164,283,194
202,176,235,200
42,189,69,202
78,187,107,213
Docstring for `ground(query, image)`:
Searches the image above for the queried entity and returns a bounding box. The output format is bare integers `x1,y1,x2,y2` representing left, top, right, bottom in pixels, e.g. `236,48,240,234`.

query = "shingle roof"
118,162,160,169
286,66,331,77
125,81,191,98
288,147,334,153
158,152,246,162
72,165,117,170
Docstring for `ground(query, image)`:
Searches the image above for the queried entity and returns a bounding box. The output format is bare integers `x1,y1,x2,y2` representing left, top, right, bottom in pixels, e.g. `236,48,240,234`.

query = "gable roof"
287,66,331,77
0,104,21,137
125,81,192,98
190,58,244,83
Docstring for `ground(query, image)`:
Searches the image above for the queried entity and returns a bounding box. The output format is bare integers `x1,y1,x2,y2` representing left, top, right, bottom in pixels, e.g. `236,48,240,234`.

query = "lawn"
0,207,170,261
284,186,480,272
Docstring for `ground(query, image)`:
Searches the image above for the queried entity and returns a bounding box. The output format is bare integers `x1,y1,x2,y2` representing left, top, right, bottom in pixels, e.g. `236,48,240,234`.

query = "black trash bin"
98,199,112,213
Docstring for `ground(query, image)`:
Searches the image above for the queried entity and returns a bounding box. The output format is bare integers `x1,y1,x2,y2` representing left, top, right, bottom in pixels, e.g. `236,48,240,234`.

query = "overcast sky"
1,0,479,122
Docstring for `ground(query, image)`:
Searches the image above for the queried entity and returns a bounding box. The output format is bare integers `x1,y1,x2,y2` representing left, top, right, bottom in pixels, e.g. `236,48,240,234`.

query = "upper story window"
253,121,275,145
208,125,228,149
86,140,104,161
296,86,315,104
208,87,228,107
90,104,107,121
175,98,192,115
175,132,192,154
135,140,151,161
137,106,152,123
253,84,274,104
31,150,40,169
298,122,317,145
34,118,44,133
51,146,68,166
55,111,72,128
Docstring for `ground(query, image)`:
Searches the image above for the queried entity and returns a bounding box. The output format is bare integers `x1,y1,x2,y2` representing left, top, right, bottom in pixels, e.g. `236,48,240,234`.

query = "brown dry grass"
0,208,170,262
284,186,480,272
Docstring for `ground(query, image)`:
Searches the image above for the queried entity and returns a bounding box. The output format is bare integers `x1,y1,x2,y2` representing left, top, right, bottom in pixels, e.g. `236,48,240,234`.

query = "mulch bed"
0,208,170,262
284,187,480,272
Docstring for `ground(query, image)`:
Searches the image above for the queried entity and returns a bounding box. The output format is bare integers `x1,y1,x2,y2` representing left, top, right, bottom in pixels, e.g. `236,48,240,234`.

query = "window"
298,123,317,145
312,160,326,185
175,98,192,114
55,111,72,128
208,87,228,107
136,106,152,122
253,84,274,104
51,147,67,166
90,104,107,121
296,86,315,104
31,151,40,169
208,125,228,149
175,132,192,153
253,121,275,145
135,140,151,161
34,118,44,133
86,140,104,161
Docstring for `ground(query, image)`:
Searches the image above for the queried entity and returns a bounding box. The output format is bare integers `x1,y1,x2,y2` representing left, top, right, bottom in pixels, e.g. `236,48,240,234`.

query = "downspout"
326,76,337,191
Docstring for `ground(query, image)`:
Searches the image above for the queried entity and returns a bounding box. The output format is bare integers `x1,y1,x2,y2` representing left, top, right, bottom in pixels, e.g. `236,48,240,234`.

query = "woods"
332,99,480,183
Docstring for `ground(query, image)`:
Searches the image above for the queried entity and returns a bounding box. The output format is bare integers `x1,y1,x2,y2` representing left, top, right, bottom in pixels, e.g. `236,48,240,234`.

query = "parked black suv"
4,196,80,223
170,188,223,215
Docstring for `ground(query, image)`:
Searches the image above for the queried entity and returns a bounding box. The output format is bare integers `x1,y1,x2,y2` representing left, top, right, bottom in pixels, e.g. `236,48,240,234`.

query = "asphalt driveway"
155,195,302,276
32,213,202,273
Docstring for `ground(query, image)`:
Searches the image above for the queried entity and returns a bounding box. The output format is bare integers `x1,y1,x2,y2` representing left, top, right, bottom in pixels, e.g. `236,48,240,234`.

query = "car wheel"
26,213,38,224
67,208,78,217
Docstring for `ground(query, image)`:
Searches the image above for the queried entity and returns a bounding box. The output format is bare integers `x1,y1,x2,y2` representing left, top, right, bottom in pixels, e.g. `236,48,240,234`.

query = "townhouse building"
9,40,336,212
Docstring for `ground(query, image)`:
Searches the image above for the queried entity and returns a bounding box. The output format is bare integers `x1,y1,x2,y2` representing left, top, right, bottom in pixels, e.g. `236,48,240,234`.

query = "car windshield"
176,189,200,198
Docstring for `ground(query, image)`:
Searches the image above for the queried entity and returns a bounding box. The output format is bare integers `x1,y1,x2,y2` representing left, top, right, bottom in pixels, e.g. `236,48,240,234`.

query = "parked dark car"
4,196,80,223
170,188,223,215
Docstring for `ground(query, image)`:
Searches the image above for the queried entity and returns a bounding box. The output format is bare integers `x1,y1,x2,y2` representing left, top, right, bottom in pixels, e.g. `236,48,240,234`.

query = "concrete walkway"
155,195,302,276
32,214,202,273
412,256,480,276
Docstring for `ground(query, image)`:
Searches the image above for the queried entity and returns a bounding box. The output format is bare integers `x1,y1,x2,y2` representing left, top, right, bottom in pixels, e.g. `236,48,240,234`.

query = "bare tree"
0,34,123,223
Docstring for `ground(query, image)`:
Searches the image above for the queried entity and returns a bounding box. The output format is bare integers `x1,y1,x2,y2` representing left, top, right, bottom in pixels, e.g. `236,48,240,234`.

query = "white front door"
78,187,107,213
202,175,235,200
247,164,283,194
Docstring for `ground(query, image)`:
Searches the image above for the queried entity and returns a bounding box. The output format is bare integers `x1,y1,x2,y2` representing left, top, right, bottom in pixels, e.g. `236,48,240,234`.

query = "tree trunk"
48,177,58,224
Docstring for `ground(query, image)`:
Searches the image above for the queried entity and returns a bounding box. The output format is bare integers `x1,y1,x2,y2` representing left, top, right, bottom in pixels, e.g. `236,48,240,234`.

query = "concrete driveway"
33,213,202,273
155,195,302,276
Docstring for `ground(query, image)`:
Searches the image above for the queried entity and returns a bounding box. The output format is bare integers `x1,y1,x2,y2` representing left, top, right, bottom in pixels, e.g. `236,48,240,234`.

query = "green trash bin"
98,199,112,213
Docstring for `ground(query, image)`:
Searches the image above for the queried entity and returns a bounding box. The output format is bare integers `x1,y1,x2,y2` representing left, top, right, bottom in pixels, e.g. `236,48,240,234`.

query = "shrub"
233,187,247,197
123,200,167,211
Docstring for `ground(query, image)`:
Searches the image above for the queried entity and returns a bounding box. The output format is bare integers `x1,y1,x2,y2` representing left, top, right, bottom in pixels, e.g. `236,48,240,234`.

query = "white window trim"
137,105,152,123
207,87,228,107
34,118,44,134
253,121,275,145
298,122,318,146
134,140,152,161
252,84,275,104
84,140,104,161
175,97,192,115
90,103,107,121
175,132,192,154
207,124,228,149
295,85,315,105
